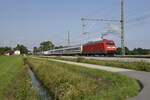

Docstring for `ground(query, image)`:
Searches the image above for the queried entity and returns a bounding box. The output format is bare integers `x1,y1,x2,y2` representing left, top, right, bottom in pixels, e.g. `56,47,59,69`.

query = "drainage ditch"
27,67,51,100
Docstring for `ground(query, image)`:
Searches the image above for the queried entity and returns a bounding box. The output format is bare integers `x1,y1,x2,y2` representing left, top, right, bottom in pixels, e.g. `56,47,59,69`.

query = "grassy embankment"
0,56,37,100
25,57,140,100
45,56,150,72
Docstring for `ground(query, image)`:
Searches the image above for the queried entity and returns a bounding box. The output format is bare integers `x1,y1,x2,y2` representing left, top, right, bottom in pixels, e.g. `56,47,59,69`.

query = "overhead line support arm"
81,18,120,22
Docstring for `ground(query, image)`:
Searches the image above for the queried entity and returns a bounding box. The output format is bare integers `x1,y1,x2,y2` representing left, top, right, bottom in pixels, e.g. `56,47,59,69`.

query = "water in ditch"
28,67,51,100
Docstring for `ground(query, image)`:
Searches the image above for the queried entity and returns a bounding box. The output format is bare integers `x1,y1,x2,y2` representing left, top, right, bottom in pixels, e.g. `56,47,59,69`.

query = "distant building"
4,50,14,56
14,50,21,55
4,50,21,56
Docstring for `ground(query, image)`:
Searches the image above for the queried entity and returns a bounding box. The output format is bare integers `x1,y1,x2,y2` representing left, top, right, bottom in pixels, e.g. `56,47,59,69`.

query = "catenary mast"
121,0,125,56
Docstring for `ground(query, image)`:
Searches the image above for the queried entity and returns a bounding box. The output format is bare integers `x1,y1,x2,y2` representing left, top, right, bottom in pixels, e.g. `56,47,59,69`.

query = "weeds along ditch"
46,56,150,72
25,57,140,100
0,56,37,100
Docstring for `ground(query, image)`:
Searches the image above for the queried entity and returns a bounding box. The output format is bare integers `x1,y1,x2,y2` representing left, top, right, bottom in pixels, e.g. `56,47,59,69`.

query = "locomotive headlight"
107,47,111,48
112,47,116,48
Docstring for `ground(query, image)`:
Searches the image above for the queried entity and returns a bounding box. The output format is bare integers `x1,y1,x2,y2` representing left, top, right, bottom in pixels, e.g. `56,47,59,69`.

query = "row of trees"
0,44,29,55
0,40,63,55
33,41,67,54
116,47,150,55
33,41,55,54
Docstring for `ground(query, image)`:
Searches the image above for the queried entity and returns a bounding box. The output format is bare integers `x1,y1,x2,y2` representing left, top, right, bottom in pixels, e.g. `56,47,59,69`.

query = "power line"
126,13,150,23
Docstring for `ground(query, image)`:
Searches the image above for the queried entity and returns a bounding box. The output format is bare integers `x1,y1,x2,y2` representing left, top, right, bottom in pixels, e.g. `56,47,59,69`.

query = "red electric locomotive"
82,39,116,55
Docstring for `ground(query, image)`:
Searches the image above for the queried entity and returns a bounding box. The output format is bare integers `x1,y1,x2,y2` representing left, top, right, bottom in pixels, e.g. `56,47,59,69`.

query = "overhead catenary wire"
126,13,150,24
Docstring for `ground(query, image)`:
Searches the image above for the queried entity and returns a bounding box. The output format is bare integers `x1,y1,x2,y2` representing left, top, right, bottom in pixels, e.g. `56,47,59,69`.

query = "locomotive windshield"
106,42,115,45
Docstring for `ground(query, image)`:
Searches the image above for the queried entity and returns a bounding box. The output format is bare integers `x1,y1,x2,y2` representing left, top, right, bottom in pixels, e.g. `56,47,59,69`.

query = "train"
42,39,116,56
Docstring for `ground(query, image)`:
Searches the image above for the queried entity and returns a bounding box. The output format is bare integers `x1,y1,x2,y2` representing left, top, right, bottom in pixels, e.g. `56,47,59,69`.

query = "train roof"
83,39,114,45
45,45,81,52
87,40,101,44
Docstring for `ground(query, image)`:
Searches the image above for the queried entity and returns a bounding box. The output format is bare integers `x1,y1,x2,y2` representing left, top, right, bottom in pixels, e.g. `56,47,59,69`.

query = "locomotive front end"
105,40,116,54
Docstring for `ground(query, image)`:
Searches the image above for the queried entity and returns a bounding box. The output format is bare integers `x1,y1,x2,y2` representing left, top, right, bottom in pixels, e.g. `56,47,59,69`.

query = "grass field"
0,56,37,100
46,56,150,72
25,57,140,100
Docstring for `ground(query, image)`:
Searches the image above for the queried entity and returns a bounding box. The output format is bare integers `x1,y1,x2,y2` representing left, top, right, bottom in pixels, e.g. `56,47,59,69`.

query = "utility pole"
67,31,70,46
121,0,125,56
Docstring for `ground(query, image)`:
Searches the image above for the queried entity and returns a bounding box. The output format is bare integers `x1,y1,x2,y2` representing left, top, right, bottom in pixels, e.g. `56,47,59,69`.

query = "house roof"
4,50,14,54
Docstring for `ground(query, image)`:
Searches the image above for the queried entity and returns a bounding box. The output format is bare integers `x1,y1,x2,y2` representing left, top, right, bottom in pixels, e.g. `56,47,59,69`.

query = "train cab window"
106,42,114,45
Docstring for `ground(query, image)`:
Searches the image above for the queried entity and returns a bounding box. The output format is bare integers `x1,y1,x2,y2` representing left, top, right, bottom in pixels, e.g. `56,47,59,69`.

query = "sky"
0,0,150,50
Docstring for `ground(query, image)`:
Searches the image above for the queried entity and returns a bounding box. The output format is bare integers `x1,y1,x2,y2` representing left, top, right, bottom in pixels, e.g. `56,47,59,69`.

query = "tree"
33,47,38,54
116,47,122,55
14,44,29,54
116,47,133,55
55,45,64,49
116,47,130,55
131,48,150,55
39,41,54,51
125,47,130,55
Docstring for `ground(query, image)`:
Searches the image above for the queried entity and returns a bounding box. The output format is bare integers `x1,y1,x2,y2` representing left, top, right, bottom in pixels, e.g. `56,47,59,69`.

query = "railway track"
41,55,150,63
116,55,150,59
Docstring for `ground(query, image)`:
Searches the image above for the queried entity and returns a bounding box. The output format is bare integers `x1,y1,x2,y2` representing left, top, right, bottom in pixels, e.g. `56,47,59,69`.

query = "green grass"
25,57,140,100
0,56,37,100
46,56,150,72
